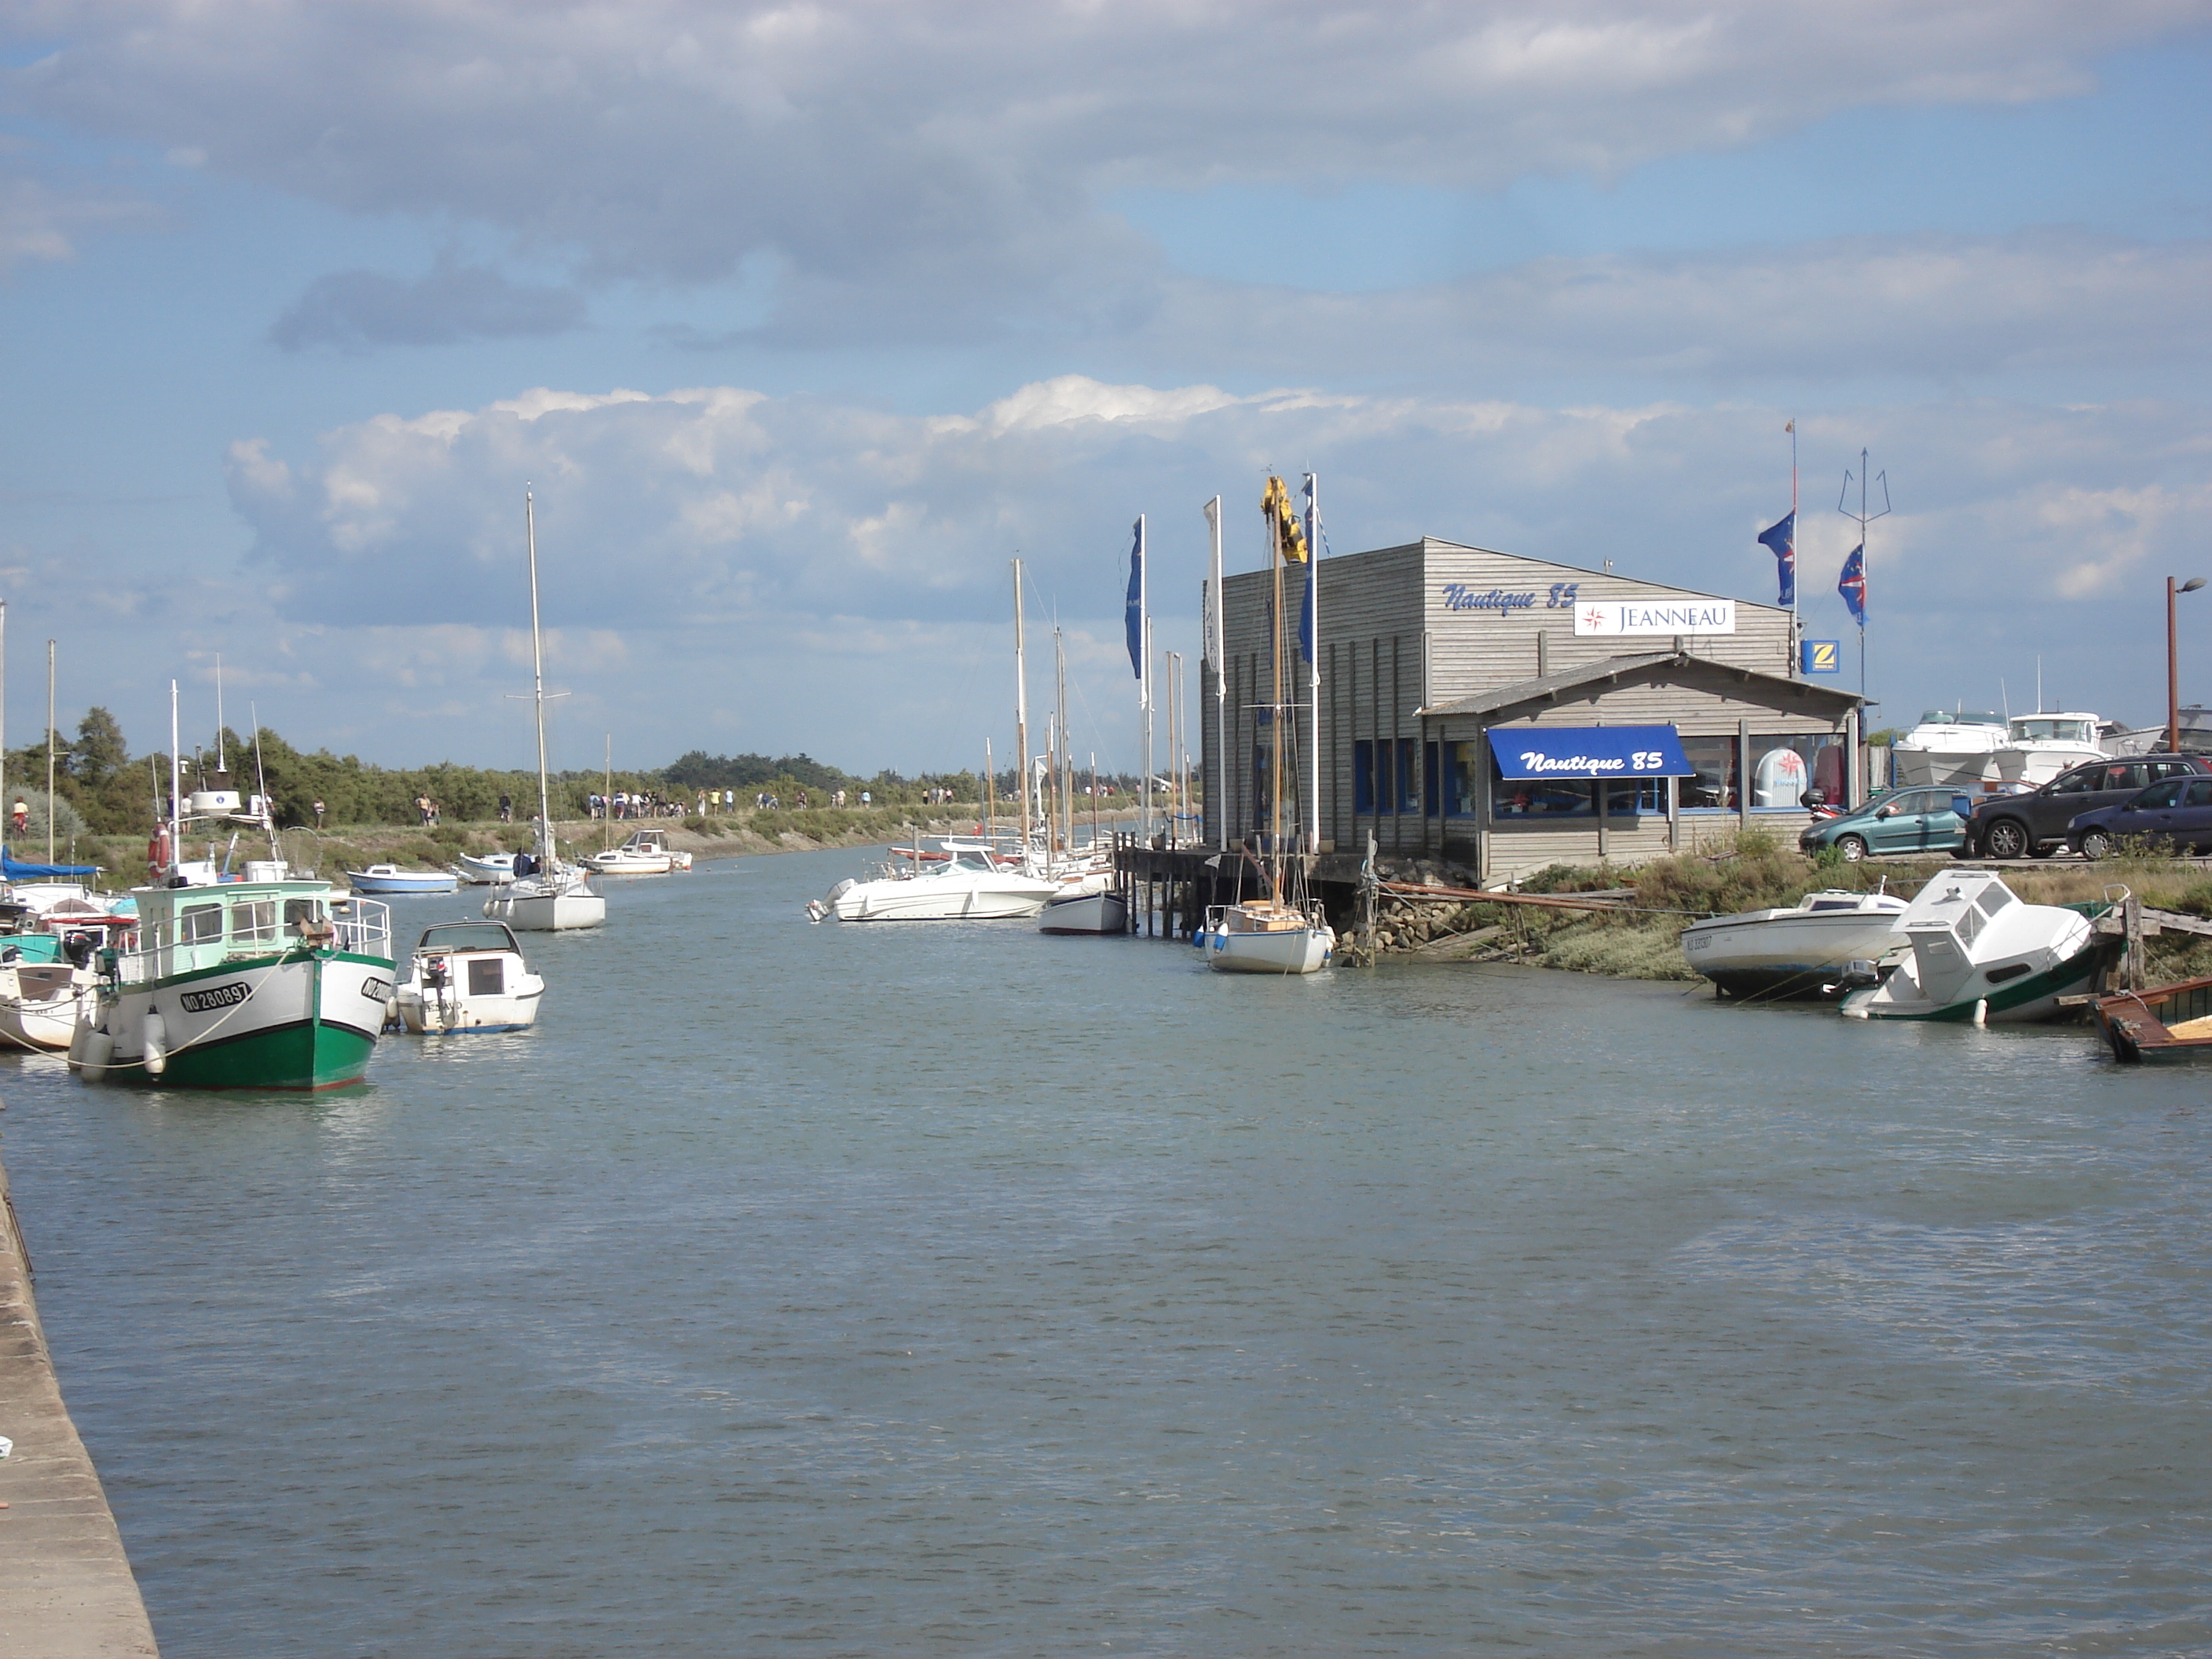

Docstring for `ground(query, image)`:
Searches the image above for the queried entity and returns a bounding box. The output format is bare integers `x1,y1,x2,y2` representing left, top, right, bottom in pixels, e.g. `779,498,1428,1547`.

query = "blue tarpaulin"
3,848,101,879
1491,725,1694,781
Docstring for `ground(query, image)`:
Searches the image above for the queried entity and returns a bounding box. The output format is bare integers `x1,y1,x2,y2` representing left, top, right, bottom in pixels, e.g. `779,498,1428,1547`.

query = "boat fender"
77,1027,112,1077
1972,998,1988,1027
141,1011,168,1078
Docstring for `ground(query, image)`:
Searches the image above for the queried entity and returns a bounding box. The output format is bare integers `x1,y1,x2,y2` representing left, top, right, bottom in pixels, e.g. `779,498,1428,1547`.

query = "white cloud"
9,0,2206,322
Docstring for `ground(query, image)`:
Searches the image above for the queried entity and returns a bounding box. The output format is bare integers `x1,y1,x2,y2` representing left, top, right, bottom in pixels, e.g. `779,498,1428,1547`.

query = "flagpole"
1141,516,1153,844
1205,495,1225,850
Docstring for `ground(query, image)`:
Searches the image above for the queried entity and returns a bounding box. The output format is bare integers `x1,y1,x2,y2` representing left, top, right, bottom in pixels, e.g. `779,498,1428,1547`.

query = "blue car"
1797,786,1973,862
2071,775,2212,859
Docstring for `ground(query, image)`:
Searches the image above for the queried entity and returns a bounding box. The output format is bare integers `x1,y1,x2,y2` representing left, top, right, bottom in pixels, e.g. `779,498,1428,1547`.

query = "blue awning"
1490,725,1694,780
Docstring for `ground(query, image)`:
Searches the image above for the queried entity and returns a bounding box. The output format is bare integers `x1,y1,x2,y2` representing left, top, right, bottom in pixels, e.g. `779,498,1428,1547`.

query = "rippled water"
3,846,2209,1657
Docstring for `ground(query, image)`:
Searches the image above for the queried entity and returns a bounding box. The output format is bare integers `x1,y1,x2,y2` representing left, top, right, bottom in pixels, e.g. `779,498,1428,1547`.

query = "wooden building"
1201,536,1866,883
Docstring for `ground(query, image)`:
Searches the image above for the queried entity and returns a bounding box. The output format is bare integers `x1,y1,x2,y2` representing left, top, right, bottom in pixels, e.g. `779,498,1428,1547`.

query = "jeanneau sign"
1573,599,1736,637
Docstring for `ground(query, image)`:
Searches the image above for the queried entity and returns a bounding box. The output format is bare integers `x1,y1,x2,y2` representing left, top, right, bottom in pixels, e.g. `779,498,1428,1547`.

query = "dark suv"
1965,755,2211,859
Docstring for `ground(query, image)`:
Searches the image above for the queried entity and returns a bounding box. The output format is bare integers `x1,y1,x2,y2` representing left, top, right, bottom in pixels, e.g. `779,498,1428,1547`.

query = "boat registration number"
179,980,252,1014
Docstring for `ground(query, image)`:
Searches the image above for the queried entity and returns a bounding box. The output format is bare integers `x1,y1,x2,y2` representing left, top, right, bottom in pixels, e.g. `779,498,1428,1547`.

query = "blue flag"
1838,543,1866,624
1125,518,1144,679
1758,511,1796,606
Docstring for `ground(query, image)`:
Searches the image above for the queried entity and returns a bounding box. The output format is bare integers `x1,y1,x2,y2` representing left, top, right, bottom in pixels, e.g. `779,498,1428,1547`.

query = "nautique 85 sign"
1572,599,1736,637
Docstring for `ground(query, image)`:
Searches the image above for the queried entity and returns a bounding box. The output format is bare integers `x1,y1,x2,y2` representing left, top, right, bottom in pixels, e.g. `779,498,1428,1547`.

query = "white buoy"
1972,998,1989,1027
141,1011,168,1078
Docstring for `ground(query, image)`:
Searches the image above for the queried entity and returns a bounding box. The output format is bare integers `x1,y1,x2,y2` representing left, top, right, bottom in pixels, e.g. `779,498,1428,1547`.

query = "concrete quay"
0,1138,159,1657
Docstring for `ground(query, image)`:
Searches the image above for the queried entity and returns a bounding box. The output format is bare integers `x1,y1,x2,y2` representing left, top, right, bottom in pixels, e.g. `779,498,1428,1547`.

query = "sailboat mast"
1012,558,1031,856
0,599,7,854
1205,496,1225,851
214,653,225,772
169,679,181,874
1053,627,1069,856
984,738,995,842
46,638,56,866
526,489,555,858
604,732,613,850
1304,474,1321,854
1268,489,1284,904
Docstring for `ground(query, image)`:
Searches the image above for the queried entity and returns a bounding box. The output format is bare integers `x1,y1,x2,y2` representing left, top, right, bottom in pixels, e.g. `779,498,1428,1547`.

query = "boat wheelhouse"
70,879,394,1090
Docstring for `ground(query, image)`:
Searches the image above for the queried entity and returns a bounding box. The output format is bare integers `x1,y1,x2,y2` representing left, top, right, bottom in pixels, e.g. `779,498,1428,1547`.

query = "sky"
3,1,2211,776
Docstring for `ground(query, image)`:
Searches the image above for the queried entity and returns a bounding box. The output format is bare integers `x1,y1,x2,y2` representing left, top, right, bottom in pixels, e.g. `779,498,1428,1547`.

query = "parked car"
2071,773,2212,859
1966,755,2209,859
1798,786,1972,862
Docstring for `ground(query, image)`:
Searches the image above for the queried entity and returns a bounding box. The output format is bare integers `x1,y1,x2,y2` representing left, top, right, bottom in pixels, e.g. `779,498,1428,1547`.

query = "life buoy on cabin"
148,826,171,875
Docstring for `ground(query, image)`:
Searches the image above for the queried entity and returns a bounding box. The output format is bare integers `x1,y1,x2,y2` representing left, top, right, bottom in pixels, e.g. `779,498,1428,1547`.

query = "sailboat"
1205,475,1334,975
484,490,607,932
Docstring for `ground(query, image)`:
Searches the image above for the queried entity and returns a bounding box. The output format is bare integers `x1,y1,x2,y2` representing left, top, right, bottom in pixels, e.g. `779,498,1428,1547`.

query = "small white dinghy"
393,920,546,1034
455,851,518,885
1840,869,2122,1024
580,828,693,876
1679,888,1910,999
1038,888,1130,935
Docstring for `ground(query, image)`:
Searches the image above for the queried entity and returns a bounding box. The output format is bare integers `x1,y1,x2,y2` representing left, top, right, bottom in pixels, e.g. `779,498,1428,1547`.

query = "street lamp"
2169,575,2207,754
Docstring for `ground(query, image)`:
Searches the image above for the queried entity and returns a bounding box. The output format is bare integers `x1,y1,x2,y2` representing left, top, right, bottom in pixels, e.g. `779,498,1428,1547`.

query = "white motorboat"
1840,870,2121,1024
1205,899,1335,974
1990,712,2107,791
485,491,606,933
810,840,1057,921
1679,888,1910,999
393,919,545,1034
455,851,518,884
580,828,692,876
1888,709,2009,789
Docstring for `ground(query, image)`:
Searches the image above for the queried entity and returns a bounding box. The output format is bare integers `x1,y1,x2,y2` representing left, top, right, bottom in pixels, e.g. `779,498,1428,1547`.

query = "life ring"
147,827,171,874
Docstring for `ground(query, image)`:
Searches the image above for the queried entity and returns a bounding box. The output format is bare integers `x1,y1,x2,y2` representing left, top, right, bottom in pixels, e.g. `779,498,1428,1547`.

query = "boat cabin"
410,921,527,997
123,881,389,982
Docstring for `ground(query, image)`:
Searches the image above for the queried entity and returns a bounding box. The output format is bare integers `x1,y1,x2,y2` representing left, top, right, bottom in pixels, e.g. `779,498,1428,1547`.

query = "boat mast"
984,738,994,843
46,637,56,866
1053,626,1070,858
1303,474,1321,857
1012,558,1031,862
168,679,181,878
214,653,225,774
1267,486,1284,906
526,489,555,864
603,732,613,851
0,598,7,855
1204,495,1224,850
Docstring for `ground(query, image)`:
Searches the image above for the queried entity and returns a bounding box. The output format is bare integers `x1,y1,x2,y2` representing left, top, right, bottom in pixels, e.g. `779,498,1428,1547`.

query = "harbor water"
2,845,2209,1657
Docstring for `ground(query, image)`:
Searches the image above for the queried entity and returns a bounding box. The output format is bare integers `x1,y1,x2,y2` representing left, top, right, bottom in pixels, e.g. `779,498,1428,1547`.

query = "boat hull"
1681,910,1906,998
397,984,544,1034
72,950,393,1090
347,869,460,895
1038,890,1129,935
829,877,1056,921
1890,747,1999,789
484,884,606,932
1840,933,2117,1023
1206,925,1333,974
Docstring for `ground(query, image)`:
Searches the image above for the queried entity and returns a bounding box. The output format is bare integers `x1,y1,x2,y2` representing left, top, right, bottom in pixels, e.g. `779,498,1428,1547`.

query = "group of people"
587,790,686,820
413,794,442,826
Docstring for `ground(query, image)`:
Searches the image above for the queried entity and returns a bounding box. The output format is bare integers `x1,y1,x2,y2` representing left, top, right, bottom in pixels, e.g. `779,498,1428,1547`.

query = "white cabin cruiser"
1839,870,2121,1024
1888,710,2008,789
1679,888,1910,999
394,920,545,1034
1990,712,2107,791
809,840,1057,921
580,828,692,876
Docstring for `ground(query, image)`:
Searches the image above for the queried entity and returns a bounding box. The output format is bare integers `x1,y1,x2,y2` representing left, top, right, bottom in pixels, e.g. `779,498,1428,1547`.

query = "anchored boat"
393,920,544,1034
346,863,460,895
1839,870,2121,1024
580,828,691,876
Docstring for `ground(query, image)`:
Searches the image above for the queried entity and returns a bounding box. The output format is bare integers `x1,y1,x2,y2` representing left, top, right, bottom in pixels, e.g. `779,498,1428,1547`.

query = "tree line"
12,713,1133,835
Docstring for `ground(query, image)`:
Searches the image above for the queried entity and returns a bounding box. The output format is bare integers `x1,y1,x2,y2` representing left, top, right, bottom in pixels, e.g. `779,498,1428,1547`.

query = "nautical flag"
1299,475,1318,665
1261,475,1307,562
1758,511,1796,606
1125,518,1144,679
1838,544,1866,624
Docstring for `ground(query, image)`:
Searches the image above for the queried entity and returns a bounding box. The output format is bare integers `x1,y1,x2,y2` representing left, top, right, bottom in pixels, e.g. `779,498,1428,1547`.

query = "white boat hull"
396,976,544,1033
455,853,517,884
1038,890,1129,935
1206,925,1334,974
484,881,607,932
1890,747,1999,789
0,966,93,1051
1680,906,1908,998
826,873,1057,921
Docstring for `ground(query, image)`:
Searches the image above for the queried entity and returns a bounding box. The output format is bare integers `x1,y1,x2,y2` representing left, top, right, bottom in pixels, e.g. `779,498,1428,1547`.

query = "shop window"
1493,768,1595,819
1448,742,1481,816
1679,735,1739,811
1353,741,1374,814
1396,738,1419,815
1751,734,1843,810
1602,778,1667,816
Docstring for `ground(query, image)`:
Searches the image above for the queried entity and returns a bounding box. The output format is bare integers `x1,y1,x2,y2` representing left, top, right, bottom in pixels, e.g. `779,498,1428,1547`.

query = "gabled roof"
1418,651,1866,720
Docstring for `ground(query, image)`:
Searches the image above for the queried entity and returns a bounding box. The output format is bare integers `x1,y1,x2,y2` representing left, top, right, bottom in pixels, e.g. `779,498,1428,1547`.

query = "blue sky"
3,2,2210,775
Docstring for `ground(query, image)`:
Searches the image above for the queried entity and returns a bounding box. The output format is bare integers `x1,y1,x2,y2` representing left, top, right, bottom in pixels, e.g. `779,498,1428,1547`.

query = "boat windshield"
417,922,520,954
948,851,998,873
2009,717,2096,745
1917,710,2004,727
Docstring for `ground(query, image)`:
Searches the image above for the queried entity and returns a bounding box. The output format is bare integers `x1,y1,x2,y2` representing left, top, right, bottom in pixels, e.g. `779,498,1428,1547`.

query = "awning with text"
1489,725,1694,781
